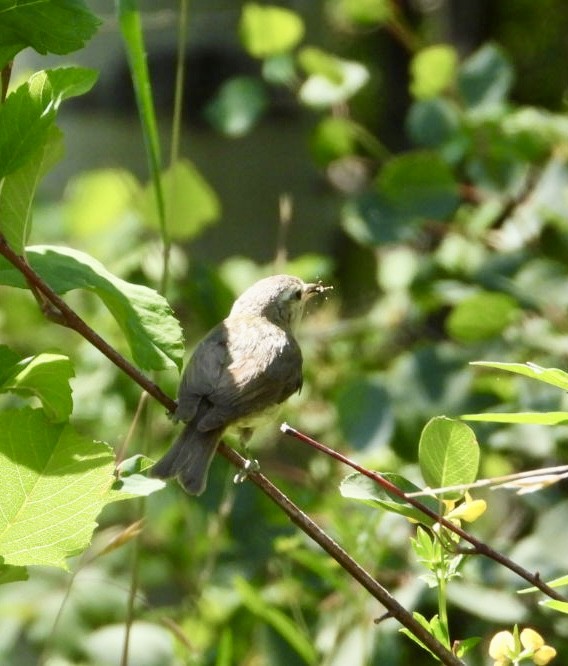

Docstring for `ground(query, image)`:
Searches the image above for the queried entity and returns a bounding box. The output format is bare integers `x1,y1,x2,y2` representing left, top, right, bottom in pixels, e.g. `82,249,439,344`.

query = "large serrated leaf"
1,353,74,422
0,408,116,569
418,417,479,498
0,245,184,371
0,67,97,179
0,0,101,67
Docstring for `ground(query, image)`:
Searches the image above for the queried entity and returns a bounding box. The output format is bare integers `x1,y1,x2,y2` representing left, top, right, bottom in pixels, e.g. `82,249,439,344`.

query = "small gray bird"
151,274,329,495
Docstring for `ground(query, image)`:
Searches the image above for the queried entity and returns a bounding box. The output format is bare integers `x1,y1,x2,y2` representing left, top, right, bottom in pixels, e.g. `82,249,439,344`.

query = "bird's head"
229,274,332,328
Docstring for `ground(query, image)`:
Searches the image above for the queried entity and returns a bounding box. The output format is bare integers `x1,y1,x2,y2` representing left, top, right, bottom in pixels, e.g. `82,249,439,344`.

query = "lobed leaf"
0,408,116,569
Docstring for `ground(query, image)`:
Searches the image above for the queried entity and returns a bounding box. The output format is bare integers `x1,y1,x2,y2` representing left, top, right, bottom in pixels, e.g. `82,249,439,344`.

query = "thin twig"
281,423,567,602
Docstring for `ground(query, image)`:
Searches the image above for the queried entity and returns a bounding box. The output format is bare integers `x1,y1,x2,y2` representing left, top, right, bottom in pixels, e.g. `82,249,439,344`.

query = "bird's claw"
233,458,260,485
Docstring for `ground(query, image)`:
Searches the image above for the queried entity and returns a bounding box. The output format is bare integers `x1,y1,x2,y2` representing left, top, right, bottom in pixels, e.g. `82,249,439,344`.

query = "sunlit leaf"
410,45,458,100
418,417,479,498
64,168,140,236
298,48,369,107
240,3,305,58
1,353,73,422
461,411,568,425
139,159,220,238
470,361,568,392
0,408,116,569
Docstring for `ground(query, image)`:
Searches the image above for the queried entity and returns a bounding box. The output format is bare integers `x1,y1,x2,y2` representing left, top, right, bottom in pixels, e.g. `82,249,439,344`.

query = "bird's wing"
198,316,303,431
174,322,230,422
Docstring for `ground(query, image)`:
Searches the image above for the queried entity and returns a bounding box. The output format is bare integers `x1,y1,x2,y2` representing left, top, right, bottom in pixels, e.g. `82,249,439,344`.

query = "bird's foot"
233,458,261,485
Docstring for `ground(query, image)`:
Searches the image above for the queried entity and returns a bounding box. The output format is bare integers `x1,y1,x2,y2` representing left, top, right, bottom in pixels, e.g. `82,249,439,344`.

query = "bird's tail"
151,421,222,495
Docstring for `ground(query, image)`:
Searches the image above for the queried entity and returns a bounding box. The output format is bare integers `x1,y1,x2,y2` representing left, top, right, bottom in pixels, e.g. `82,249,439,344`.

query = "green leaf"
234,576,318,665
310,116,359,166
458,43,513,109
0,0,101,67
332,0,392,25
0,408,116,569
540,600,568,615
1,353,74,422
139,159,220,238
117,0,166,243
0,67,98,179
64,168,140,236
470,361,568,392
407,99,461,148
335,377,393,450
0,125,64,254
340,472,440,525
110,455,165,498
205,77,269,138
461,411,568,425
298,47,369,108
239,3,305,58
399,612,438,660
410,45,458,100
0,345,20,384
446,291,520,342
377,151,459,221
0,245,185,371
0,561,28,585
418,417,479,498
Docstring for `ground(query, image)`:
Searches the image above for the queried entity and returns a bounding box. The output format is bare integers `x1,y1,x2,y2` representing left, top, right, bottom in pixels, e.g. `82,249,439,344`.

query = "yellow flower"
489,630,515,662
533,645,557,666
488,627,556,666
520,628,544,651
446,498,487,523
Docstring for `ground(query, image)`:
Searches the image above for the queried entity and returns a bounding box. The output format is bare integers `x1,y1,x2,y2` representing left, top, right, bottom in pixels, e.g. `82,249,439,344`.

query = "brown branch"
0,234,463,665
221,444,464,665
0,236,174,410
282,423,567,603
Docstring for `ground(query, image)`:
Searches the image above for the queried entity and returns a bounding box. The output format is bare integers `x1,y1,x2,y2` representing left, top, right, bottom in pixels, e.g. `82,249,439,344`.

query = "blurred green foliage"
2,1,568,665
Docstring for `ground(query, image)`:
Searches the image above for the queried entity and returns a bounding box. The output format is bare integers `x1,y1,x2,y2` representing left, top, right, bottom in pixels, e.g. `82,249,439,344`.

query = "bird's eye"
293,288,302,300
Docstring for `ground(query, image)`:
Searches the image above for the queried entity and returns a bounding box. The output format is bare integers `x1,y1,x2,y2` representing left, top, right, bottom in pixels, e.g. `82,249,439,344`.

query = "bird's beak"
303,282,333,299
